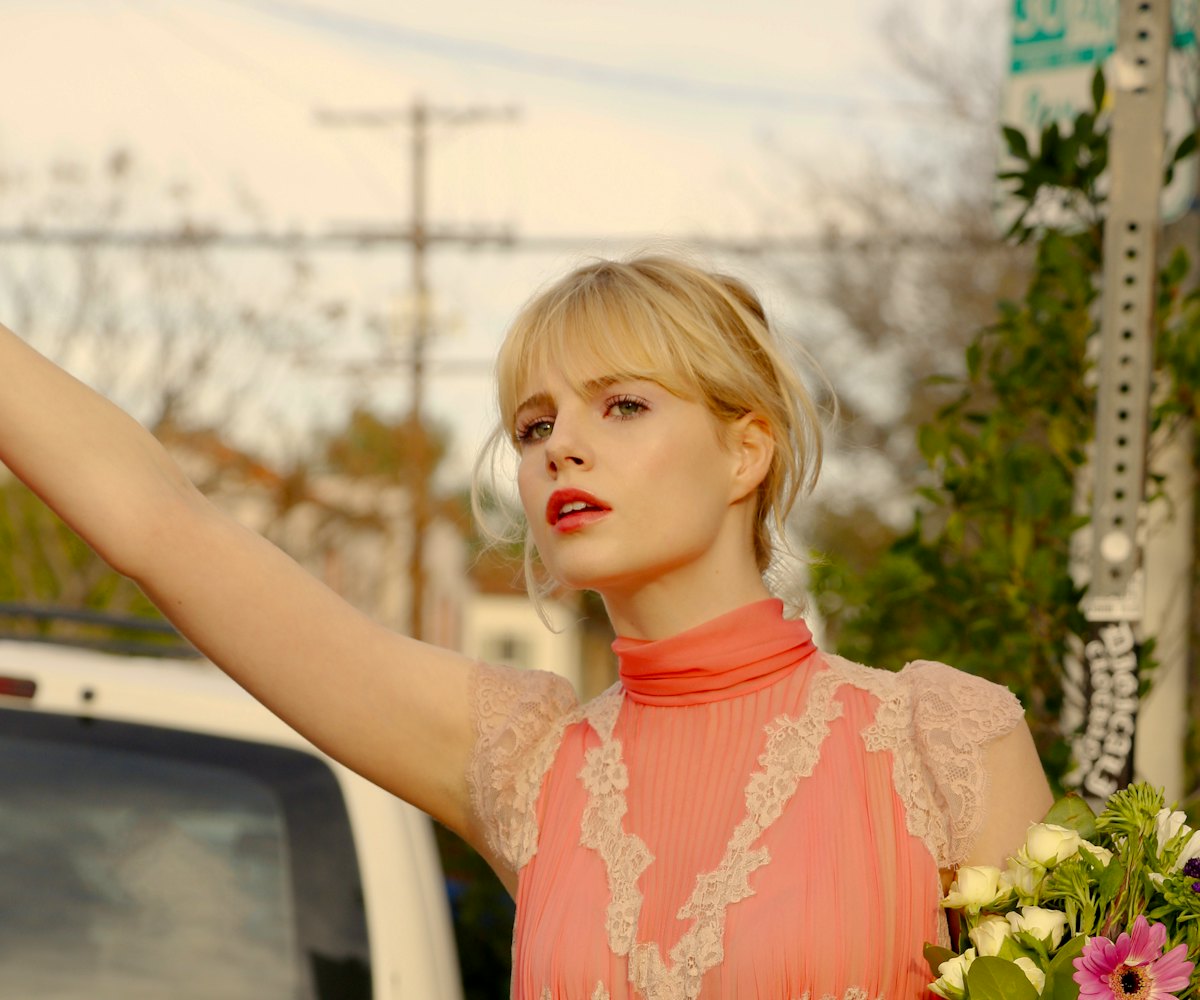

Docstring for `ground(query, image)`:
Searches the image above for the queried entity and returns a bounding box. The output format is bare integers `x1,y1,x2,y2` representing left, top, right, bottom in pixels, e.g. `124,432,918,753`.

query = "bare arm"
964,721,1054,869
0,324,480,838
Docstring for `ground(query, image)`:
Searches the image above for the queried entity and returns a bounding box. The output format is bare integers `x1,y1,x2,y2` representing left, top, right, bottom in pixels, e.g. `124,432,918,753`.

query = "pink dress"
467,600,1024,1000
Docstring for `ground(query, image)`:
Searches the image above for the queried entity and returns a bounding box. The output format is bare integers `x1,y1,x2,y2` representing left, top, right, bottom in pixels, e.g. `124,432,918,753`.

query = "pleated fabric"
468,599,1023,1000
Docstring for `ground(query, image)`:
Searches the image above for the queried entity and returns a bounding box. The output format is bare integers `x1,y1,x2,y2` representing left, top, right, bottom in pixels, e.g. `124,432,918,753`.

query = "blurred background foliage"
811,73,1200,800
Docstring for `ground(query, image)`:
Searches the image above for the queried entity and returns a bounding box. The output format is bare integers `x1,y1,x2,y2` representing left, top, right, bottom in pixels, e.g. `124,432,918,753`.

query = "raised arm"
0,323,480,837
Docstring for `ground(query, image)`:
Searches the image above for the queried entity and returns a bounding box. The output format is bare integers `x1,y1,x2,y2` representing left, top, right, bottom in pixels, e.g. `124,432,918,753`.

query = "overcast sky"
3,0,1007,483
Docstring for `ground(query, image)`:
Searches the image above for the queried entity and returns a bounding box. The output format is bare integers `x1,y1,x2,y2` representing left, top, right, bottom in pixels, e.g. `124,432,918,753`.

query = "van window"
0,708,371,1000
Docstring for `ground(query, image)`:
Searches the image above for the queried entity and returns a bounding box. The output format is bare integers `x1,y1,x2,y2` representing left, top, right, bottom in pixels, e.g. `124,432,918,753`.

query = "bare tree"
0,149,339,634
778,0,1035,577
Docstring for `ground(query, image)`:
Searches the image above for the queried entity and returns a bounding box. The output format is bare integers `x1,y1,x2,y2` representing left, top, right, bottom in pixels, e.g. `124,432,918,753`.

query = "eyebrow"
513,375,625,418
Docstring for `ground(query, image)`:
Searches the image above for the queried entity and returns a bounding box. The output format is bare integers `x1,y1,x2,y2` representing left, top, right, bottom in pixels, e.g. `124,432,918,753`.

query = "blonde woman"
0,255,1051,999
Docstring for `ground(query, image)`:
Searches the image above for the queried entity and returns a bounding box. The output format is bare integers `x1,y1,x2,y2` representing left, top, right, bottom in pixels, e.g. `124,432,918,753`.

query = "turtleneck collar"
613,599,818,707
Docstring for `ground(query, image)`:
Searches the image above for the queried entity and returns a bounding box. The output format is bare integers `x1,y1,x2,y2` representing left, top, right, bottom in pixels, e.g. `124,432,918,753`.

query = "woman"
0,254,1051,998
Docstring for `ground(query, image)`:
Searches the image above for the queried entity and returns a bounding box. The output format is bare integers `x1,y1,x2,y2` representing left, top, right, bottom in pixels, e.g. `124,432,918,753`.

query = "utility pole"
315,98,516,641
1062,0,1172,801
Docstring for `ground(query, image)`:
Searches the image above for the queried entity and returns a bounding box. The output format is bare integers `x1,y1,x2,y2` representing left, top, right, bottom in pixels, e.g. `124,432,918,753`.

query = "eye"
606,395,648,420
515,416,554,445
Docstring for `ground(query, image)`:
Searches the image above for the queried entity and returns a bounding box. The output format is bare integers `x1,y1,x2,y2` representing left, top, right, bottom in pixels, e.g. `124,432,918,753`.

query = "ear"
727,412,775,505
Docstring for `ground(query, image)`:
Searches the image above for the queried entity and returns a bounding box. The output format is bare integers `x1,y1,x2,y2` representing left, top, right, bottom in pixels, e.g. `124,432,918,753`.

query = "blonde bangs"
496,265,701,437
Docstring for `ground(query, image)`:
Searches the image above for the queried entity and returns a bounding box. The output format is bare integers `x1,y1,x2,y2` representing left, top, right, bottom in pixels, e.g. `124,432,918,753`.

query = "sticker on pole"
1062,619,1140,800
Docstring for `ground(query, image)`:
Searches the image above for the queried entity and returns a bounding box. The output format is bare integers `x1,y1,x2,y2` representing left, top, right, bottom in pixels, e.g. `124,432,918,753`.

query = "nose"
544,414,591,474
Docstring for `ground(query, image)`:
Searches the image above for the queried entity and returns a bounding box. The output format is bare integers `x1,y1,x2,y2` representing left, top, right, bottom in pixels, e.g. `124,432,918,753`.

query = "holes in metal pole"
1121,301,1134,313
1118,409,1130,421
1117,435,1128,447
1125,247,1138,259
1128,222,1139,232
1122,328,1134,339
1124,274,1137,285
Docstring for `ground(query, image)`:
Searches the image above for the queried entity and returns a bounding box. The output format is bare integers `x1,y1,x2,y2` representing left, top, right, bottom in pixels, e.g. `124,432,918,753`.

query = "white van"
0,638,465,1000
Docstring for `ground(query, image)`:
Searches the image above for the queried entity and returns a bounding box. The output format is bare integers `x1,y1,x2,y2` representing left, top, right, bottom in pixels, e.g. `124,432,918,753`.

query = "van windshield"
0,709,371,1000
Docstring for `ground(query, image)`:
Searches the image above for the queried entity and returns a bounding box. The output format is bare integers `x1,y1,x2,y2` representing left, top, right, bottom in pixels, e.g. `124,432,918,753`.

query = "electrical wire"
120,0,408,215
214,0,944,118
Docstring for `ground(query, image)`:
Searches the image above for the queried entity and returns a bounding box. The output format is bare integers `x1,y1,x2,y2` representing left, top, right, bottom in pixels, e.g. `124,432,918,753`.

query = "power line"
216,0,940,118
0,226,1016,256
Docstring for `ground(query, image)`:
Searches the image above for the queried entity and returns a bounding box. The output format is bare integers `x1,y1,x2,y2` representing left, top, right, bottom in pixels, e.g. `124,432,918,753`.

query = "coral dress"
467,600,1023,1000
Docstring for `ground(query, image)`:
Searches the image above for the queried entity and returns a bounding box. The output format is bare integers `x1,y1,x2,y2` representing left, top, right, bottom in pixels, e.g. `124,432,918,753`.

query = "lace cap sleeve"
467,661,580,874
903,660,1025,868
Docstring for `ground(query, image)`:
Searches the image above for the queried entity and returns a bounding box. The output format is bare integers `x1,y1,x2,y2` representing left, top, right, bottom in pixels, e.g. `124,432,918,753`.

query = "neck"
601,568,773,640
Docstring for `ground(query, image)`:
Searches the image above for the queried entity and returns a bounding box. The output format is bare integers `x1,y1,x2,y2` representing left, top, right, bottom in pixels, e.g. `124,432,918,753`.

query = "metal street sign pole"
1062,0,1171,800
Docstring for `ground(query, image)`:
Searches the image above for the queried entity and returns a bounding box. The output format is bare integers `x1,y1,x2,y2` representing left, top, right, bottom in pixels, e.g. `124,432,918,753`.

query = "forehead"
500,314,695,425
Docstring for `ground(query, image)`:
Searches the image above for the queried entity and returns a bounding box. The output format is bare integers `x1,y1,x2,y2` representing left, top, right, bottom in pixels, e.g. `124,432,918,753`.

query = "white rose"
1013,956,1047,995
1155,808,1190,848
968,914,1014,957
1024,823,1082,867
1007,906,1069,949
1078,840,1114,867
1000,859,1045,898
943,866,1005,913
930,949,976,1000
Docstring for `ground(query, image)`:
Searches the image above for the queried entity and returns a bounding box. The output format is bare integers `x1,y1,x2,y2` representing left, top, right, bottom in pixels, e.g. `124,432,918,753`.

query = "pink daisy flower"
1073,916,1194,1000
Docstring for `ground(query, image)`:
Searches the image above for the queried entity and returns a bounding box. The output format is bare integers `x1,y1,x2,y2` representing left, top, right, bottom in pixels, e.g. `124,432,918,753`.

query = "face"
514,363,752,599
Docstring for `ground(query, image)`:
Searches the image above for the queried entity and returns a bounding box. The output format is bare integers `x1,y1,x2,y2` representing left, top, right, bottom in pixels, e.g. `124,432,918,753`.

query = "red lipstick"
546,489,610,532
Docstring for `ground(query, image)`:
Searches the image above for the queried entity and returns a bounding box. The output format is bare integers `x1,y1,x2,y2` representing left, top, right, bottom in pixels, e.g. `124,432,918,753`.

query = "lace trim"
581,664,848,1000
904,660,1024,865
580,688,653,956
467,661,582,871
823,655,1023,869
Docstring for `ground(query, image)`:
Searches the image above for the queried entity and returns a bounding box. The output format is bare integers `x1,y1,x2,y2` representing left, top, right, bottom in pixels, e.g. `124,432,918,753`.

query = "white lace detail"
821,655,1023,868
593,984,612,1000
467,661,582,871
582,665,849,1000
791,990,882,1000
580,688,653,957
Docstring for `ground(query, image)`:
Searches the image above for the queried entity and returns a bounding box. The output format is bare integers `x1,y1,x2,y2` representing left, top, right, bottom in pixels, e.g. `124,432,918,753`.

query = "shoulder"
820,653,1033,867
821,654,1023,738
821,653,1020,717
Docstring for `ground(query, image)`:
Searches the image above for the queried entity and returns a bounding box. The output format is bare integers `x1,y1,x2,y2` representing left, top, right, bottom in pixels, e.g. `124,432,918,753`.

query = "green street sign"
1012,0,1194,72
999,0,1198,228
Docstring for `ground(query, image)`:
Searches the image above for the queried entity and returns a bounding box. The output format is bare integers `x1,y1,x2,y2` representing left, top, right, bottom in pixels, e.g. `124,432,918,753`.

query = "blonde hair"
473,253,826,595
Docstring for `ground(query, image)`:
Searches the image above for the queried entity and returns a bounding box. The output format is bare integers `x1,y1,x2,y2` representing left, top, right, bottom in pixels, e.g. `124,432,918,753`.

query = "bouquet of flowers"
928,783,1199,999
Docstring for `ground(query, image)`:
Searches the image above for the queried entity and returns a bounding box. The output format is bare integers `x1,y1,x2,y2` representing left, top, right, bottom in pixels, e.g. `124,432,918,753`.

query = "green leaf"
1171,129,1197,165
925,943,956,978
1004,125,1031,161
1091,66,1106,112
1043,794,1099,840
1043,935,1086,1000
966,956,1040,1000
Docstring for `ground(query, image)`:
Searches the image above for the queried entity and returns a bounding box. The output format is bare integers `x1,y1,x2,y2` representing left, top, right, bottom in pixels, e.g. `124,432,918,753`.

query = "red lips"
546,489,611,528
